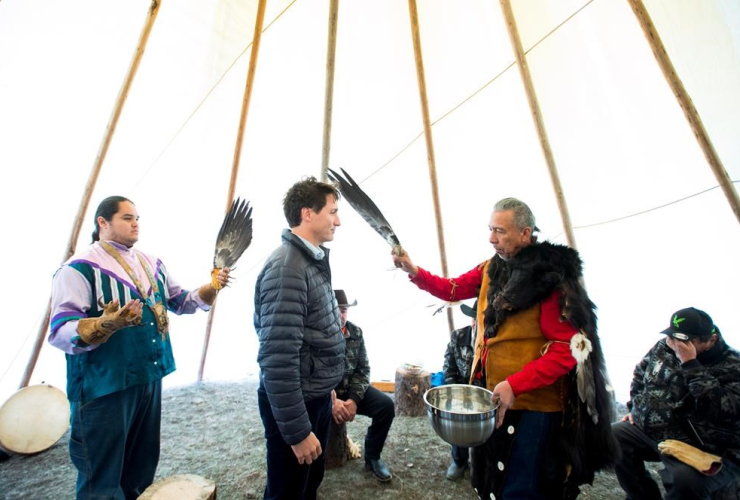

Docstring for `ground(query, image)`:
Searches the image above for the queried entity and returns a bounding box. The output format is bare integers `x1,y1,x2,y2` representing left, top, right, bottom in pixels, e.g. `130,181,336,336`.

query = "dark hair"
91,196,133,243
696,326,721,343
283,177,340,227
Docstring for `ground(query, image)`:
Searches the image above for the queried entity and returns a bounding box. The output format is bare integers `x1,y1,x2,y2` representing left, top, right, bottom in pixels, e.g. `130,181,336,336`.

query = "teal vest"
65,261,176,402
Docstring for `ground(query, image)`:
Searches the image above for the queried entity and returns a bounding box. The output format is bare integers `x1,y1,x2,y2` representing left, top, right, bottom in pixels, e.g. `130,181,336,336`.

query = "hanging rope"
572,180,740,230
124,0,598,190
361,0,598,184
128,0,595,190
131,1,298,192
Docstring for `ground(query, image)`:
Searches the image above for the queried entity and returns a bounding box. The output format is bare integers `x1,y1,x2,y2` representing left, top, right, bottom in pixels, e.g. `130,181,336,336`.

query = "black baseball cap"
660,307,716,341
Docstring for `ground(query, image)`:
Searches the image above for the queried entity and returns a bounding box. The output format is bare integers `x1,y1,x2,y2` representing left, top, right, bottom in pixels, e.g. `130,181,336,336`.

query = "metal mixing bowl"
424,384,499,447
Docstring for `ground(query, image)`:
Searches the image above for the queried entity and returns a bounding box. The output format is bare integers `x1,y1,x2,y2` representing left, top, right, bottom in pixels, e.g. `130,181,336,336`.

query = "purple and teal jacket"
49,240,208,403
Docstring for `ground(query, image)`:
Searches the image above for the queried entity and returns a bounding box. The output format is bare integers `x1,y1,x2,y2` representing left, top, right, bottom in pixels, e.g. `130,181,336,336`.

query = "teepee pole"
627,0,740,224
407,0,454,334
499,0,577,249
19,0,163,389
320,0,340,180
198,0,267,382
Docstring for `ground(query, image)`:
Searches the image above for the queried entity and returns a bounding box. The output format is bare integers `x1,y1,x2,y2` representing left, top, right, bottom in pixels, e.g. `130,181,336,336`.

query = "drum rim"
0,383,70,455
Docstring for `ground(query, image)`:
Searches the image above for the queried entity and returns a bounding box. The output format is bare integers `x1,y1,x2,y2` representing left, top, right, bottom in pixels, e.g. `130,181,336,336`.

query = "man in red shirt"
393,197,617,499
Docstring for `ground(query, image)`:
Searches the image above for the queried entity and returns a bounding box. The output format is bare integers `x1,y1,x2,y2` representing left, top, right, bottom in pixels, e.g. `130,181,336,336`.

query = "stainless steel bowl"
424,384,499,447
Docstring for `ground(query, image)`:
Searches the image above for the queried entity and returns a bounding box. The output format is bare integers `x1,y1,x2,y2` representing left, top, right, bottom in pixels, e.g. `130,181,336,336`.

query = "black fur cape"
482,241,619,496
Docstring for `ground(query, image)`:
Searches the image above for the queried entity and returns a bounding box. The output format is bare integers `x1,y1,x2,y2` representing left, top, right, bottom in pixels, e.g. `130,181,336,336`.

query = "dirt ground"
1,379,639,499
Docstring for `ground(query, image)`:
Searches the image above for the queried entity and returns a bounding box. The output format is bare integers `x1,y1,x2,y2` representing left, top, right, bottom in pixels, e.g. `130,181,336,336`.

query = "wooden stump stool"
394,365,431,417
138,475,216,500
325,420,348,470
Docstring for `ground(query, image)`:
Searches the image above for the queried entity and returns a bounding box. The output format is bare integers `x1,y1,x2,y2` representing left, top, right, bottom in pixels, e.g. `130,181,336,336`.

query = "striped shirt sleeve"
49,265,99,354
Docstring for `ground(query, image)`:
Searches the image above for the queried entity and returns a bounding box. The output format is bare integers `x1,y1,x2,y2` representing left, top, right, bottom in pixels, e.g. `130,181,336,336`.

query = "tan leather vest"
470,261,566,413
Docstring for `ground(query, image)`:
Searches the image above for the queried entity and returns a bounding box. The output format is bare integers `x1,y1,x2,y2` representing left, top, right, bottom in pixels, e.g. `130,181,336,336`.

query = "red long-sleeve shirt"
411,265,577,395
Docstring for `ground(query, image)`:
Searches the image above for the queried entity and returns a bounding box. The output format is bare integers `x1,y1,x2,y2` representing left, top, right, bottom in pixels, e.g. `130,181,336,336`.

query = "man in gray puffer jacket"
255,177,345,500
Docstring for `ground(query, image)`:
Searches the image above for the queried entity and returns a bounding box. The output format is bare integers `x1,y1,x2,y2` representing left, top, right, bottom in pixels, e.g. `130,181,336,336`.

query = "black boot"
365,457,392,482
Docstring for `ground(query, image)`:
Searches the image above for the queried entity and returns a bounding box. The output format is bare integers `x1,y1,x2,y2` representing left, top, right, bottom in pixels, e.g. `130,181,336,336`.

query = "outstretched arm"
392,250,419,276
394,249,484,303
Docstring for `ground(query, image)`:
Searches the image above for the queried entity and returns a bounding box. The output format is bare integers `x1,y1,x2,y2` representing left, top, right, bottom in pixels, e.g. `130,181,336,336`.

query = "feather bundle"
571,332,598,423
212,197,253,289
327,168,404,256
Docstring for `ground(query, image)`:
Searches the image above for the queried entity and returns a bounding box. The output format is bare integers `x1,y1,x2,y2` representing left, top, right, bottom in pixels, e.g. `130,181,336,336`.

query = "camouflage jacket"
443,325,475,384
628,336,740,461
334,321,370,404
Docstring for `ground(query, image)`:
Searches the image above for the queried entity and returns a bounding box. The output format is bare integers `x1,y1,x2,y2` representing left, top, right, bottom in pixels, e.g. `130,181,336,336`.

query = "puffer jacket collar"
281,229,332,280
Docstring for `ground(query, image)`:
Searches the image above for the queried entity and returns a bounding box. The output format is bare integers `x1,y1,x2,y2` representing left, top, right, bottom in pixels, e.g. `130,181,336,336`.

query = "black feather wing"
213,197,253,269
327,168,400,247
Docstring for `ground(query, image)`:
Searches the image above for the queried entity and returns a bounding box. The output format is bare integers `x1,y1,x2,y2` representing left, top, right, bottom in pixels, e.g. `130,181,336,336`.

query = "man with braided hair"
49,195,231,500
392,197,618,499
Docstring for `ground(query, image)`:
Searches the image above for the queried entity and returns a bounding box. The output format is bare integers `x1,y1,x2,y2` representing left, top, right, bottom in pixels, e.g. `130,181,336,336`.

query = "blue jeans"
451,445,469,466
472,410,562,499
258,389,333,500
502,410,562,499
69,380,161,500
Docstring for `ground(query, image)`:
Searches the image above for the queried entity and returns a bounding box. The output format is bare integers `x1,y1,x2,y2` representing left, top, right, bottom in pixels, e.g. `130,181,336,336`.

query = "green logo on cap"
672,315,685,329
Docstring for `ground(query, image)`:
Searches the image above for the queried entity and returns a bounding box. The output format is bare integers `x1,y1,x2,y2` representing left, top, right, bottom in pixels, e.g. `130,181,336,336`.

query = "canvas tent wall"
0,0,738,406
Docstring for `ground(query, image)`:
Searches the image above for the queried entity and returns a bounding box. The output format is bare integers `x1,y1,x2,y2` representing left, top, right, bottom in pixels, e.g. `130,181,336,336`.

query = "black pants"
612,421,740,499
258,390,332,500
471,410,564,499
69,380,161,500
355,385,395,460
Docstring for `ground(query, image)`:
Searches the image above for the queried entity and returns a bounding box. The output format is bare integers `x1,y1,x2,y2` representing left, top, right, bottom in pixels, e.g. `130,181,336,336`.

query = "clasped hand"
331,390,357,424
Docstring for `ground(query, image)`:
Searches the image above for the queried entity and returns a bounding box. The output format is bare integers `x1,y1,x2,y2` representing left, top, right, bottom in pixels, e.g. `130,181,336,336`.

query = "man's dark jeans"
356,385,394,460
69,380,161,500
613,420,740,499
502,410,562,499
258,389,332,500
451,444,469,467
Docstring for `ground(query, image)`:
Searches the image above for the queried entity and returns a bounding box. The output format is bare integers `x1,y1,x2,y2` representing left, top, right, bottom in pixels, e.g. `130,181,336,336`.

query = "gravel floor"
1,379,643,499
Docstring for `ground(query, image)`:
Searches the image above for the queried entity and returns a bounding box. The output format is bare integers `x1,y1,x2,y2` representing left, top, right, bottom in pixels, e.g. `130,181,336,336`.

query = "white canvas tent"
1,0,738,406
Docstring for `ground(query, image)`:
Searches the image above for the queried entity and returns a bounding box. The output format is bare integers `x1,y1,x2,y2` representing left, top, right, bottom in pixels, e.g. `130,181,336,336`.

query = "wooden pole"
626,0,740,225
407,0,454,334
225,0,267,206
198,0,267,382
499,0,577,249
20,301,52,390
321,0,340,181
19,0,162,389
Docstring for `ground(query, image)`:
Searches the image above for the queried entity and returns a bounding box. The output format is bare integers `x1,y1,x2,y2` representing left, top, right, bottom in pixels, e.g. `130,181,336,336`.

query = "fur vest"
483,241,619,494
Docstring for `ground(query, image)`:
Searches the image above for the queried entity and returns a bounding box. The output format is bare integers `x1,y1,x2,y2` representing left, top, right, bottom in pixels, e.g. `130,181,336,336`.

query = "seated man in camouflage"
613,307,740,499
442,300,477,481
331,290,395,482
